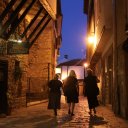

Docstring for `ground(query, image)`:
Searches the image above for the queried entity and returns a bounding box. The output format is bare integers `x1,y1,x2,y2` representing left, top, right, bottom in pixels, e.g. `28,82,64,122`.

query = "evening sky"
58,0,87,62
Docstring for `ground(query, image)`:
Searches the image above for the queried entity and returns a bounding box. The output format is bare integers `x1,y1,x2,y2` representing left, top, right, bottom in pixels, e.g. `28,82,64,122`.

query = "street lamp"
84,63,88,78
84,63,88,68
87,33,97,49
88,36,95,43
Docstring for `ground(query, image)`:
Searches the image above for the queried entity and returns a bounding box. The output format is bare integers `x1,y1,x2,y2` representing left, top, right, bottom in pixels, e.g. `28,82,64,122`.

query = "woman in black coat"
63,70,79,116
48,74,63,116
83,68,100,115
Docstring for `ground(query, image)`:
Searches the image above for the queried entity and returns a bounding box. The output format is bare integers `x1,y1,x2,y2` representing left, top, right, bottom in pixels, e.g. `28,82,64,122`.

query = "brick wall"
28,21,56,98
0,1,57,109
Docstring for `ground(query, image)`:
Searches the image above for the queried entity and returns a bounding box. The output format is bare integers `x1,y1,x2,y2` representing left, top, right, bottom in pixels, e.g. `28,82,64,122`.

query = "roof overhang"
39,0,56,20
0,0,63,52
0,0,53,51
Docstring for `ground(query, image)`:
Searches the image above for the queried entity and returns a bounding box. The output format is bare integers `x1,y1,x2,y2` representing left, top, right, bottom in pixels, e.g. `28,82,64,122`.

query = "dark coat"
48,79,62,109
84,75,99,109
63,76,79,103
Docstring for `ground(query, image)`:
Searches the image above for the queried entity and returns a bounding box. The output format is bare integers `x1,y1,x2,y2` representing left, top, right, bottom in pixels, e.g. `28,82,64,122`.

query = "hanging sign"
7,41,29,54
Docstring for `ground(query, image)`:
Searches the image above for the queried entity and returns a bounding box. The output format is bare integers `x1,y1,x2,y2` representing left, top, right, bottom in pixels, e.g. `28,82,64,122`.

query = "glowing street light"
17,39,22,43
84,63,88,68
83,63,88,78
88,36,95,43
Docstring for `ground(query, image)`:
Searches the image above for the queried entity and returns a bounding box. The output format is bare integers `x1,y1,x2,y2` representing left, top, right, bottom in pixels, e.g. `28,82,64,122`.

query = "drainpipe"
113,0,119,114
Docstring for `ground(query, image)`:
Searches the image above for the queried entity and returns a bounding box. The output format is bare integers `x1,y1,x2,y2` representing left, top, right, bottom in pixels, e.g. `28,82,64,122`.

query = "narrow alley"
0,96,128,128
0,0,128,128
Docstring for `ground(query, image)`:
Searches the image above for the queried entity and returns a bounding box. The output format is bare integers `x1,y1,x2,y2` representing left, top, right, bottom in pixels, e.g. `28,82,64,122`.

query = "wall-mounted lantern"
88,35,95,44
83,63,88,78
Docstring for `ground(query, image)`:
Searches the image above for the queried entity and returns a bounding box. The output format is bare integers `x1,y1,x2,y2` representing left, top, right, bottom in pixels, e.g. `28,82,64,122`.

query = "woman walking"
48,74,63,116
63,70,79,116
83,68,100,115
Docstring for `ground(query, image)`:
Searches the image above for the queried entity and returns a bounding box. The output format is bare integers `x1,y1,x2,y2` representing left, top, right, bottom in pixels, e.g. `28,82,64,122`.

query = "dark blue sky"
59,0,87,61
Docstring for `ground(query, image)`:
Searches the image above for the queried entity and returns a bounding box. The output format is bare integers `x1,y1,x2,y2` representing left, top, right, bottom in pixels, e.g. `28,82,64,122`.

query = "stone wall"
0,0,57,110
95,0,128,119
28,21,56,98
0,49,28,108
114,0,128,118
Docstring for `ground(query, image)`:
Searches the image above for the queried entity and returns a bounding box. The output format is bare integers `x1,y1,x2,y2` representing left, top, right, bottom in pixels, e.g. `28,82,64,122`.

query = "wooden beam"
6,0,36,39
29,16,51,48
0,0,27,37
21,7,43,38
27,13,48,41
0,0,17,23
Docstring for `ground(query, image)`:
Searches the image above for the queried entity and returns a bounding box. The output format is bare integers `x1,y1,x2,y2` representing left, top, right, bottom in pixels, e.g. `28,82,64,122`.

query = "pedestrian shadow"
31,114,72,128
34,115,59,128
57,114,72,126
1,114,59,128
89,114,108,127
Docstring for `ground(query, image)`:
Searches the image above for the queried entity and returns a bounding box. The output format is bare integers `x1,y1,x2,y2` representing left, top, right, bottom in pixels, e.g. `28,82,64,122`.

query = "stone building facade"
0,0,62,115
84,0,128,119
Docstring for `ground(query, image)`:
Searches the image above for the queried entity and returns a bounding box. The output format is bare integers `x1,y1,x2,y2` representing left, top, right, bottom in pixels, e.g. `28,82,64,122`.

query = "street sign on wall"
7,41,29,54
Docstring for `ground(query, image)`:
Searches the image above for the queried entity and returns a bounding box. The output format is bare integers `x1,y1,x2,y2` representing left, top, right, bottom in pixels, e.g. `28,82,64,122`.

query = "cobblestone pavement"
0,96,128,128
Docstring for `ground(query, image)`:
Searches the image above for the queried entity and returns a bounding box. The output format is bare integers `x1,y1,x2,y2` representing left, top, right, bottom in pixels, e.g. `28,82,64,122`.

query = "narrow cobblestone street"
0,96,128,128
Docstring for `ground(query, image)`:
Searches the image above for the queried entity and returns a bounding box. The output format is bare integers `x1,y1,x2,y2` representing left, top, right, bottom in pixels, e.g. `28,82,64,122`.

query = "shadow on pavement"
89,114,108,127
0,114,73,128
35,114,72,128
0,114,59,128
33,115,58,128
57,114,72,125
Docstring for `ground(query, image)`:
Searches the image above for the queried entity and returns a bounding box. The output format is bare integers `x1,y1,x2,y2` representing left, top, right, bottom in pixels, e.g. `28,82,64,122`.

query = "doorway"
0,60,8,115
